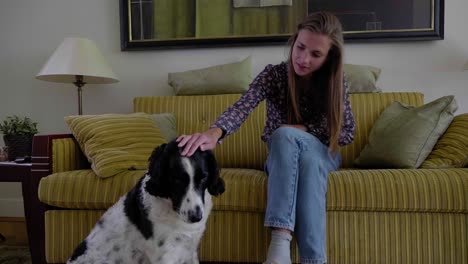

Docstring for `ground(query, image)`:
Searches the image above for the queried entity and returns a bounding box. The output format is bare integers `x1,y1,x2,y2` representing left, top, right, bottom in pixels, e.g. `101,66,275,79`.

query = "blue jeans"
264,127,341,264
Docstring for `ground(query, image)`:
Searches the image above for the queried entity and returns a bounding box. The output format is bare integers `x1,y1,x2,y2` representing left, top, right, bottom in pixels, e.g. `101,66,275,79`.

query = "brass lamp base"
73,75,86,115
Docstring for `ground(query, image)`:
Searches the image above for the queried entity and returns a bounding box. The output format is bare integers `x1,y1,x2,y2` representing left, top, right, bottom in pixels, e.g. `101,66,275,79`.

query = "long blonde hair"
287,11,344,153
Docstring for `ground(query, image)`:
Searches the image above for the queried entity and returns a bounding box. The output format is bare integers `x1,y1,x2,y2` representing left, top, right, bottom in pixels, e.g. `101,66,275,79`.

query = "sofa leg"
27,206,47,264
25,169,47,264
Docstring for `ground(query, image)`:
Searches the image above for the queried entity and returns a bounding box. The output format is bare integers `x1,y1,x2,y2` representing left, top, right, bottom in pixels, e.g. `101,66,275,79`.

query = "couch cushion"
168,56,252,95
339,92,424,168
65,113,166,178
38,168,267,212
343,64,381,93
150,113,178,141
39,170,143,209
420,113,468,168
39,167,467,213
214,168,267,212
328,168,468,213
354,96,458,169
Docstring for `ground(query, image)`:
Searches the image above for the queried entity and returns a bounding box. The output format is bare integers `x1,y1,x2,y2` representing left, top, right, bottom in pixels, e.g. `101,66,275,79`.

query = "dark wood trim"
28,134,73,264
119,0,444,50
0,217,26,222
0,163,32,247
0,162,31,182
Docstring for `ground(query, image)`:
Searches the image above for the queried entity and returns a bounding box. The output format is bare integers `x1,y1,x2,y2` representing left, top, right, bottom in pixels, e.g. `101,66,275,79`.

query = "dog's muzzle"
188,206,203,223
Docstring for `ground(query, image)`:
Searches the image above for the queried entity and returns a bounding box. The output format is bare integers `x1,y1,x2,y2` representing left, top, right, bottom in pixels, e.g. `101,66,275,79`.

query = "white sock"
265,230,292,264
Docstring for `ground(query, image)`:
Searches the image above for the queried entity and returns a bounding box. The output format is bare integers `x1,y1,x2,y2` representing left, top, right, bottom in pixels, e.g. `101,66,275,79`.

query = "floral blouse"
212,62,355,147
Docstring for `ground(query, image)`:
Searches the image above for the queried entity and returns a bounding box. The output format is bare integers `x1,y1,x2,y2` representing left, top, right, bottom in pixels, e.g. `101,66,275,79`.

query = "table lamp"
36,37,119,115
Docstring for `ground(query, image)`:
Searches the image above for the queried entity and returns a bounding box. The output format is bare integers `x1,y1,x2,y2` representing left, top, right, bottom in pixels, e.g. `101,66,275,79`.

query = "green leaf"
0,115,39,136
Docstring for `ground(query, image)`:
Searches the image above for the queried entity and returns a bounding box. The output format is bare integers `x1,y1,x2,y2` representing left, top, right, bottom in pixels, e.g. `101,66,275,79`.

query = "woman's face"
291,29,332,77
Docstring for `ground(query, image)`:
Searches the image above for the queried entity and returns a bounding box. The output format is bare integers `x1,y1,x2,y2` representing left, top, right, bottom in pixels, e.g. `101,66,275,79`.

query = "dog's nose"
188,206,202,223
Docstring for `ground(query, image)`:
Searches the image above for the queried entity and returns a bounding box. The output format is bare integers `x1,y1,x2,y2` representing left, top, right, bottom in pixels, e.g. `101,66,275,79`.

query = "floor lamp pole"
73,75,86,115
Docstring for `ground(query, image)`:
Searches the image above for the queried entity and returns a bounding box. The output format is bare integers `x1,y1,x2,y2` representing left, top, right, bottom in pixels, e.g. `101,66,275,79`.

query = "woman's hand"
280,124,307,132
176,127,223,157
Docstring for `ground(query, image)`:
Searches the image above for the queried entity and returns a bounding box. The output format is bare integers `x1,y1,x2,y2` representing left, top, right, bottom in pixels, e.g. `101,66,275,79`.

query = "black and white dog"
67,140,225,264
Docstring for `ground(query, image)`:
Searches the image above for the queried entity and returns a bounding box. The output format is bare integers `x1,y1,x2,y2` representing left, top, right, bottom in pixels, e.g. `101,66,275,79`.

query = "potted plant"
0,115,39,161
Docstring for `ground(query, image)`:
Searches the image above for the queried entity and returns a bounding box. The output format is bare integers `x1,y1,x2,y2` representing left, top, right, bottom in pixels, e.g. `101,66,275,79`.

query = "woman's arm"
338,75,355,146
178,64,276,156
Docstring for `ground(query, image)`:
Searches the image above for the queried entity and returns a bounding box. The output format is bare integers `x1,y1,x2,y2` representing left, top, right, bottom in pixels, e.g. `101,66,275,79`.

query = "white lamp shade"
36,37,119,84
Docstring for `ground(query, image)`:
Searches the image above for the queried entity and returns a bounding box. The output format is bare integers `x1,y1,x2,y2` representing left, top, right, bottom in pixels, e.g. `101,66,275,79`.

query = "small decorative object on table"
0,116,39,161
0,146,7,161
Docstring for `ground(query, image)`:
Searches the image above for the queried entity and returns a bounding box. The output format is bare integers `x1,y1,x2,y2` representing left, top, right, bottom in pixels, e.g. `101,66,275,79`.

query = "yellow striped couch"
30,92,468,264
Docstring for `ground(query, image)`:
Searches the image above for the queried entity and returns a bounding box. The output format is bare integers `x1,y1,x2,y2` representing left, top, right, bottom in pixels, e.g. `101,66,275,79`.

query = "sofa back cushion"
341,92,424,167
134,94,267,170
420,113,468,168
134,92,424,169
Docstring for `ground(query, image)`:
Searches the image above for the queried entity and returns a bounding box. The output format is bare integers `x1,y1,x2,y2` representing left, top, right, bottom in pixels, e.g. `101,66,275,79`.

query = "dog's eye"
199,177,208,185
172,177,185,185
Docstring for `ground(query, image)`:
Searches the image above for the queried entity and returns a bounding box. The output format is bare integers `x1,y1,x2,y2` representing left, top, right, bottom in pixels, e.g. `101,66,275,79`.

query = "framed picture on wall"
119,0,444,50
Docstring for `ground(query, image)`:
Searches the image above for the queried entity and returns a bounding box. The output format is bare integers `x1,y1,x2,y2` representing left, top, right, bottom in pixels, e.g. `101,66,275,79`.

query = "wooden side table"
0,162,33,253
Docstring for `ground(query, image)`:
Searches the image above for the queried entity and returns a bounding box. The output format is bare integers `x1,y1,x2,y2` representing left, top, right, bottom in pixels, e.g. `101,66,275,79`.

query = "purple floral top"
212,62,355,147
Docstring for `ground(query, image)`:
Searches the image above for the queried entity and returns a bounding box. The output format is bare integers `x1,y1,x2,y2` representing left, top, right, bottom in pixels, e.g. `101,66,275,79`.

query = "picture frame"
119,0,444,50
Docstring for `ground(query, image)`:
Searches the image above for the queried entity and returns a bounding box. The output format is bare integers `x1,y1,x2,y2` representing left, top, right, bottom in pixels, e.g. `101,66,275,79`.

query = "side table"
0,162,33,253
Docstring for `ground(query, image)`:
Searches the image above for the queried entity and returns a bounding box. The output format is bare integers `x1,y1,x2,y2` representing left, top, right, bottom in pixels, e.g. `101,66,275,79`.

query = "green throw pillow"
420,113,468,168
151,113,177,141
344,64,382,93
65,113,167,178
168,56,252,95
354,95,458,169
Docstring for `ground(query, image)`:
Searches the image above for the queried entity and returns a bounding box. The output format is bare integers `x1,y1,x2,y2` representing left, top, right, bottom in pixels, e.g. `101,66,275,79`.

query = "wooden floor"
0,217,28,246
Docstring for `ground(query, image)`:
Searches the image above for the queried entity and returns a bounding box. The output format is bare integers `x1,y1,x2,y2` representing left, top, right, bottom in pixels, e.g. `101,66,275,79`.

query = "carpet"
0,244,31,264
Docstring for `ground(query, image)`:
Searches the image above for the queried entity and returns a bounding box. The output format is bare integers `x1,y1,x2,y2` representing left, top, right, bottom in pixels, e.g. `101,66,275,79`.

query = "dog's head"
146,140,225,223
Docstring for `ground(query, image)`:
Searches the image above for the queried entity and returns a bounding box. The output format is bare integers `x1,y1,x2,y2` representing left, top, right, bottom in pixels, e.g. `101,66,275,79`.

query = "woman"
177,11,355,264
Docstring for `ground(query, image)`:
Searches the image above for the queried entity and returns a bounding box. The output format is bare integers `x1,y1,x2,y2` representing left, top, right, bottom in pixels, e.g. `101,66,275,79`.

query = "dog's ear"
206,151,225,196
209,176,225,197
146,143,171,198
148,143,167,175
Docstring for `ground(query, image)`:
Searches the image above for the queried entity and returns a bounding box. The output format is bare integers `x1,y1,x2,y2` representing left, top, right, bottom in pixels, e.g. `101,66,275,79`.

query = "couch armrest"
32,134,89,175
30,134,82,263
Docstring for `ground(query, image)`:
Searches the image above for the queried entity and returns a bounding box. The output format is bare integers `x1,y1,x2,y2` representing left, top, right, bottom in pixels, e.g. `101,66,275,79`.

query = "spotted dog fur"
67,140,225,264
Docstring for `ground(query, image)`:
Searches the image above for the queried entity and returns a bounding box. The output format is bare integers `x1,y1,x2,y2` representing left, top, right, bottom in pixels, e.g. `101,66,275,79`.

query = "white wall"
1,0,467,217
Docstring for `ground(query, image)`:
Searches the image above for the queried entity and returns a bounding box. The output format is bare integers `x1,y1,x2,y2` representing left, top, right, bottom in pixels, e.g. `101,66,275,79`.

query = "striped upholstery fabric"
420,113,468,168
134,93,423,169
214,168,267,212
39,168,468,213
44,210,106,263
200,211,273,263
52,138,88,173
327,169,468,212
45,208,467,263
327,211,467,264
40,168,467,263
134,95,267,170
39,168,267,211
41,92,468,264
43,210,300,263
50,93,424,172
39,170,143,209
